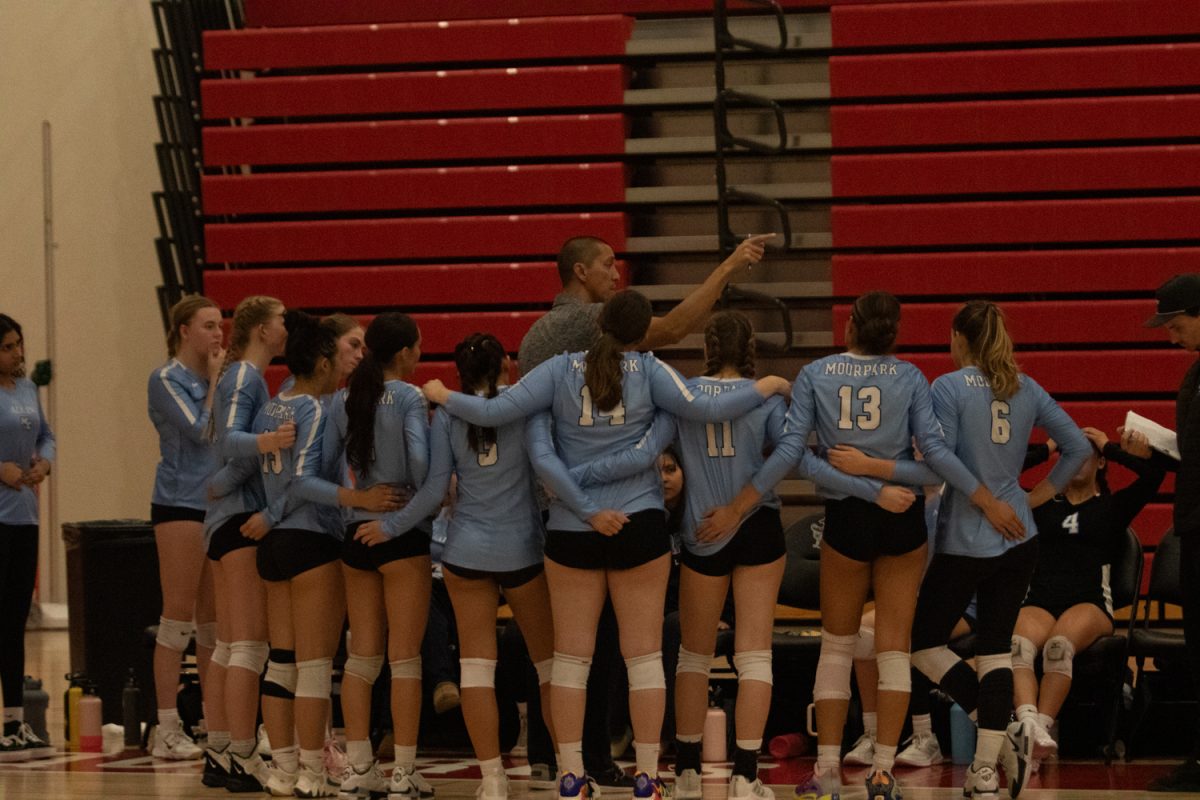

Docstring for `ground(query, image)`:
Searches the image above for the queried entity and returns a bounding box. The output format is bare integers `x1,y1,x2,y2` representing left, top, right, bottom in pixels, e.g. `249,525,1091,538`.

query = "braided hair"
454,333,507,454
703,310,756,378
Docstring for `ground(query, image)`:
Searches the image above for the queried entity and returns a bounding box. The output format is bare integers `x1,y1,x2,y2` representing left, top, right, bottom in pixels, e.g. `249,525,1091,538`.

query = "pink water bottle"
79,682,103,753
702,706,727,762
768,733,810,759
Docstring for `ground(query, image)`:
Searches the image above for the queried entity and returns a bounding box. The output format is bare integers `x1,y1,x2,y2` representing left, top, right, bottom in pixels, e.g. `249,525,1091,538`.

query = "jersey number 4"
579,386,626,426
837,386,881,431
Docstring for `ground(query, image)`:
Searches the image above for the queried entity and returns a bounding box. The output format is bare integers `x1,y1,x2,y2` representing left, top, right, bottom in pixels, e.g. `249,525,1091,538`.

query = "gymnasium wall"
0,1,164,603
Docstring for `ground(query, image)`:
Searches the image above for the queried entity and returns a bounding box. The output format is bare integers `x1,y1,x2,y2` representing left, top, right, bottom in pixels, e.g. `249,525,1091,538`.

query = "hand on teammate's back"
983,497,1025,541
0,461,23,489
876,485,916,514
239,511,270,540
422,379,450,406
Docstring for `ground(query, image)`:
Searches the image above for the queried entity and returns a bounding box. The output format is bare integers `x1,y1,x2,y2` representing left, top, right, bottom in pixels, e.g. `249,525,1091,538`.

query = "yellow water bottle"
65,677,83,752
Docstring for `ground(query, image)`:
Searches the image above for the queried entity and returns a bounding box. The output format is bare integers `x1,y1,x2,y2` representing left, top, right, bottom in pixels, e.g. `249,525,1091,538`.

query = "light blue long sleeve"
380,410,453,538
525,412,600,519
569,410,676,487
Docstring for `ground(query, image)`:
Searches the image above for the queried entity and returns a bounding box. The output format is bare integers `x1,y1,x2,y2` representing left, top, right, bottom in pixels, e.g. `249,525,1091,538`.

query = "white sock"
394,744,417,773
1016,704,1037,725
346,739,373,769
817,745,840,773
158,708,181,729
912,713,932,737
274,744,299,773
973,729,1006,770
300,748,323,773
231,738,256,758
1037,713,1054,733
735,738,762,751
208,730,231,751
862,712,877,738
634,741,659,776
872,743,897,774
480,756,504,777
559,741,584,777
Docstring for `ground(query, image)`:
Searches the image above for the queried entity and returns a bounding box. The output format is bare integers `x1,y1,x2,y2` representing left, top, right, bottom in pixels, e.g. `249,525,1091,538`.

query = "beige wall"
0,1,167,602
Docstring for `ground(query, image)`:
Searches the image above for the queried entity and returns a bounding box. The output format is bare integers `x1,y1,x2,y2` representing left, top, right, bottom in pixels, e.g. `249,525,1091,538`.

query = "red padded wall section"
902,350,1194,395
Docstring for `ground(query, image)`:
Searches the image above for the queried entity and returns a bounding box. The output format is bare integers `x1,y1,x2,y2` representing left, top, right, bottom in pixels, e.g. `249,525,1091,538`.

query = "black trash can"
63,520,161,724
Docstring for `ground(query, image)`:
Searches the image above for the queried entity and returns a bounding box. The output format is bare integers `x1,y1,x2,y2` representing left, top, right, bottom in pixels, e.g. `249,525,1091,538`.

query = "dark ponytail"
703,310,755,379
455,333,507,454
848,291,901,355
345,313,420,473
585,290,652,412
284,310,337,378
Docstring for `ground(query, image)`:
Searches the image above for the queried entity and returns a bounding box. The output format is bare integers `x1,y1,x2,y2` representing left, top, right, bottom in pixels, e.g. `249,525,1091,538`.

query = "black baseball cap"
1145,274,1200,327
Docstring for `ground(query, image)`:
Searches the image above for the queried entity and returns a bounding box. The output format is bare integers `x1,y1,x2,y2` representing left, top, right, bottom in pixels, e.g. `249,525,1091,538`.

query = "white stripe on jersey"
226,362,249,430
294,396,322,476
160,360,197,425
1101,563,1113,617
660,360,696,402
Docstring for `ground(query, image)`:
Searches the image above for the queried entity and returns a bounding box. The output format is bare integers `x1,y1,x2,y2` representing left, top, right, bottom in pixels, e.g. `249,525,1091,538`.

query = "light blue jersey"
931,367,1089,558
149,360,217,511
323,381,430,526
380,398,545,571
205,361,270,540
443,351,770,532
252,391,341,537
751,353,981,502
0,379,55,525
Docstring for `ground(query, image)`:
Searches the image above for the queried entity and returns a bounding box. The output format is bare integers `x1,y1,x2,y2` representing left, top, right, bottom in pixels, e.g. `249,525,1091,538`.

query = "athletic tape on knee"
1042,635,1075,679
211,640,232,668
156,617,195,652
551,652,592,690
1010,635,1037,673
389,657,421,681
534,658,554,686
975,652,1012,680
343,652,384,685
459,658,498,689
625,652,666,691
813,630,856,702
676,646,712,678
733,650,773,686
195,621,218,650
295,658,333,699
229,640,270,674
911,645,960,684
264,649,297,699
854,626,876,661
876,651,911,693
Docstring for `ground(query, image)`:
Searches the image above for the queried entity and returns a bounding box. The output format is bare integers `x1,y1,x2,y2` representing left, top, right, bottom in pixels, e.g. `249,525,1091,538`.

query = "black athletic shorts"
151,503,206,525
207,511,257,561
342,521,431,571
1023,585,1113,623
544,508,670,571
822,494,927,563
443,560,544,590
681,505,785,577
256,528,341,582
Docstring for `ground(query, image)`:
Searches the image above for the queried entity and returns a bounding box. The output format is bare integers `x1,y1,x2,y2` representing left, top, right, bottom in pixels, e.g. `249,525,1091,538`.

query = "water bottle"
768,732,810,759
64,672,85,751
702,706,727,762
949,703,976,765
122,669,142,748
79,681,103,753
23,676,49,742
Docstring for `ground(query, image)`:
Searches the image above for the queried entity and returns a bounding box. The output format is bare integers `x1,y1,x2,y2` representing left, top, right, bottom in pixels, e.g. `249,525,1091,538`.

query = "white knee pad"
1042,635,1075,679
229,640,269,674
211,640,232,668
389,657,422,681
195,621,218,650
460,658,497,689
343,652,385,685
733,650,773,686
534,658,554,686
156,617,195,652
625,652,666,691
813,630,857,703
264,653,298,699
295,658,333,700
854,626,876,661
911,645,959,684
976,652,1012,680
676,646,711,678
876,651,912,693
1011,635,1037,673
551,652,592,690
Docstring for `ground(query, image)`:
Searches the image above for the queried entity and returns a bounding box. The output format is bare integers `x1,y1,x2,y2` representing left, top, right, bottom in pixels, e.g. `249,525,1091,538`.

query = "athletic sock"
912,713,932,737
158,708,181,730
273,744,299,774
300,748,323,773
207,730,231,752
733,742,760,780
480,756,504,777
1037,713,1054,733
675,737,702,774
634,741,659,776
394,744,417,774
346,739,373,769
816,745,840,774
872,743,897,774
231,738,256,758
559,741,584,778
973,729,1006,770
1016,704,1038,725
862,712,878,738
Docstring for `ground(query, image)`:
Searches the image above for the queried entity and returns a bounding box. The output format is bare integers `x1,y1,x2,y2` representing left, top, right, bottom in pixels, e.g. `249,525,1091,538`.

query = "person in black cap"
1144,273,1200,793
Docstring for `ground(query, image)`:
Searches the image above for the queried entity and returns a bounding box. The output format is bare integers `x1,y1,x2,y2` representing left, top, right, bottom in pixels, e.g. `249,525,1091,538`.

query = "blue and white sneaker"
558,772,591,800
794,768,840,800
633,772,669,800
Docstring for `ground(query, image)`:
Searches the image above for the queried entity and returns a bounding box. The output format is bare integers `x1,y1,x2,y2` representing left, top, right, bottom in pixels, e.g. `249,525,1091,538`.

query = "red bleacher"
203,15,634,70
902,351,1193,396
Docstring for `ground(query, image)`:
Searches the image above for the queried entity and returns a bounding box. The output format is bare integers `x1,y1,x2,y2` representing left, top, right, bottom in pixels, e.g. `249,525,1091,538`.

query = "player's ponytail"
586,290,652,412
703,310,756,379
848,291,901,355
165,295,219,358
346,313,420,473
953,300,1020,401
284,310,337,378
454,333,506,455
206,295,284,442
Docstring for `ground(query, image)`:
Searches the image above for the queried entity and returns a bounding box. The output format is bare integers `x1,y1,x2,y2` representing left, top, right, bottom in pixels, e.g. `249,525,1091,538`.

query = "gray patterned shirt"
517,291,603,376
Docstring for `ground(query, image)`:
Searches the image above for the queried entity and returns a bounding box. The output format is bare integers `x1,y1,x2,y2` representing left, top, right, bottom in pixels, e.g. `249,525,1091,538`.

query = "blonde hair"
953,300,1020,401
166,295,219,358
226,295,284,365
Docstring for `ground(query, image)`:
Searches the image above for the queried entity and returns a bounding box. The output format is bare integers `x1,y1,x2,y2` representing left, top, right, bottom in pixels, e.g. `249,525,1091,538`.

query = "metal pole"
41,120,62,604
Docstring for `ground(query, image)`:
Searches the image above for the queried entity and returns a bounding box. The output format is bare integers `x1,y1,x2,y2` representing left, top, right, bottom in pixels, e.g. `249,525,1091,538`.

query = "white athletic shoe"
674,768,702,800
14,723,55,760
389,765,436,800
1030,722,1057,763
265,764,299,796
0,733,31,762
340,760,388,799
729,774,774,800
477,773,509,800
151,722,204,760
258,723,273,759
895,732,944,767
997,719,1033,799
842,732,875,766
227,750,272,793
963,763,1000,799
295,764,341,798
529,763,558,790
